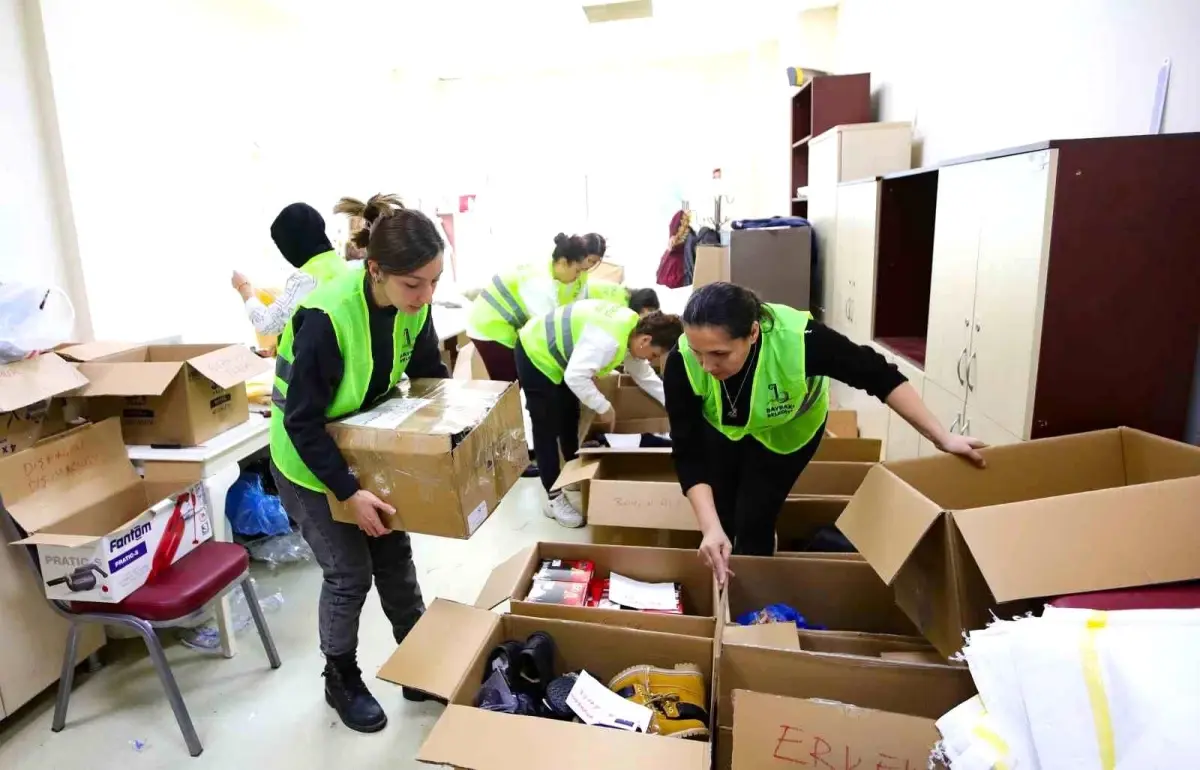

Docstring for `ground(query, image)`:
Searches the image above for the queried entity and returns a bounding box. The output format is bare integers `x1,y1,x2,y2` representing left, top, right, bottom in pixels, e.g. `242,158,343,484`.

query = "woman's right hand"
348,489,395,537
699,525,734,587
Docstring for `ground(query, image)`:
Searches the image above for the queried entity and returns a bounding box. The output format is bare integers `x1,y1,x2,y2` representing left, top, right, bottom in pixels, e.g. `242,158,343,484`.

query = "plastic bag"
0,282,75,363
225,473,291,537
735,603,825,630
178,577,285,652
246,530,314,568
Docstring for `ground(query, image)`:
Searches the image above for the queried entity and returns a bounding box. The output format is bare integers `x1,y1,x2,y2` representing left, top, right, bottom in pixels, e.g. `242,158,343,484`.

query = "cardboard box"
591,526,703,550
577,373,671,443
556,452,873,531
693,245,730,288
328,379,528,538
62,342,270,446
838,427,1200,657
475,542,718,637
0,419,213,602
0,354,88,456
377,599,714,768
775,497,855,555
590,261,625,284
824,409,859,438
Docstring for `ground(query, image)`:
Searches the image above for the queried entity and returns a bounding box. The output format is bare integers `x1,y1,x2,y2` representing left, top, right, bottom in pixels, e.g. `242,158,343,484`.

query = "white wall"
836,0,1200,164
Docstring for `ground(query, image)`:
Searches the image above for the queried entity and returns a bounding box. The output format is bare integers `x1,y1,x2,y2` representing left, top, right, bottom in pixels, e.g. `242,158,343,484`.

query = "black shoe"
403,687,433,703
522,462,540,478
323,659,388,733
518,632,557,693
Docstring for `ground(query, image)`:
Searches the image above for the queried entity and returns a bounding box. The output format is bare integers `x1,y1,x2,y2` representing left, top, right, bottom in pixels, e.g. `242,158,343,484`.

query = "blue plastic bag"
734,603,825,631
225,473,291,537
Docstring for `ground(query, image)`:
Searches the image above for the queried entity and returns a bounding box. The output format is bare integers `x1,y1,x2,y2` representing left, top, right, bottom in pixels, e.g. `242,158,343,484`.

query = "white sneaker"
546,495,585,529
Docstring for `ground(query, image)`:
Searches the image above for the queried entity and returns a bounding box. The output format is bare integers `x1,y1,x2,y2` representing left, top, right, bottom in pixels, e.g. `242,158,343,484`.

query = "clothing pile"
526,560,684,615
936,607,1200,768
475,631,709,740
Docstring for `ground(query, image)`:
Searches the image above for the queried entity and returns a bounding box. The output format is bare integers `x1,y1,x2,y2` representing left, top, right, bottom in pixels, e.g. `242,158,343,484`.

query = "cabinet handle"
844,298,851,321
967,352,977,391
949,414,961,434
848,297,855,322
956,348,968,385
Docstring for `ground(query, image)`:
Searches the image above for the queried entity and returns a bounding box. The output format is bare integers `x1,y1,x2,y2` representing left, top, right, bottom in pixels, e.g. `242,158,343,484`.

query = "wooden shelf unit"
789,74,871,218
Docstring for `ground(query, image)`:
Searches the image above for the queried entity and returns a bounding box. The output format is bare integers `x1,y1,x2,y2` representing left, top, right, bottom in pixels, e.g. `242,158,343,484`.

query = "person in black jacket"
269,194,448,734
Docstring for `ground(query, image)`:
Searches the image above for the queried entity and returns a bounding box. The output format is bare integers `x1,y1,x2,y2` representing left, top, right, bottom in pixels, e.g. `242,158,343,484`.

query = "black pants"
704,421,825,556
515,340,580,493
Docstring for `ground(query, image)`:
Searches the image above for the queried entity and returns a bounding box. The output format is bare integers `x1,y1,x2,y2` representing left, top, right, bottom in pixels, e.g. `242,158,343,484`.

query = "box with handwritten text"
0,353,88,457
59,342,270,446
0,419,212,602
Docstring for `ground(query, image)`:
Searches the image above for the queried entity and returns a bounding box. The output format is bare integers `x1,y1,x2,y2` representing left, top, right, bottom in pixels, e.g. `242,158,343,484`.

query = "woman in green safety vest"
466,232,596,381
582,231,607,272
665,282,986,585
268,194,449,734
516,299,684,528
232,202,350,340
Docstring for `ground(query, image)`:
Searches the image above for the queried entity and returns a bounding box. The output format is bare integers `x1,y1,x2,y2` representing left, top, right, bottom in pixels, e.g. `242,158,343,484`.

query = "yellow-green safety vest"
518,299,639,385
468,263,586,348
678,303,828,455
299,249,349,284
270,266,429,492
581,279,629,306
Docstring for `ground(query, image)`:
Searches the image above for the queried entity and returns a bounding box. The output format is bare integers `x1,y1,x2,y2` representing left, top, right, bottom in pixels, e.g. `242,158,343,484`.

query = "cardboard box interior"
64,343,269,446
474,542,718,637
774,496,854,555
824,409,859,438
838,427,1200,656
590,526,703,550
328,379,528,538
377,599,713,768
0,354,89,456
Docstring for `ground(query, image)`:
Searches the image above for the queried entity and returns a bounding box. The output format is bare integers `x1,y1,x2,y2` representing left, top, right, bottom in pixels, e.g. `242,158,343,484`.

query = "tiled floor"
0,479,591,769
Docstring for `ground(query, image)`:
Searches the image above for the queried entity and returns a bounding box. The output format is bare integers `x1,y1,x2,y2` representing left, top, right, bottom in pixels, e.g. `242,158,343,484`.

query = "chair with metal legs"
1,511,282,758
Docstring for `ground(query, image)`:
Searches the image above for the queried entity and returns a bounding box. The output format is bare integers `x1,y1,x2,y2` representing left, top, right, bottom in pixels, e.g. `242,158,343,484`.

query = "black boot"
324,656,388,733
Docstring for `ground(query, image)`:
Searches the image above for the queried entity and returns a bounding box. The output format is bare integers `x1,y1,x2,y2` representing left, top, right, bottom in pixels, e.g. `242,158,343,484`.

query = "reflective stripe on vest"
480,274,530,329
544,303,576,369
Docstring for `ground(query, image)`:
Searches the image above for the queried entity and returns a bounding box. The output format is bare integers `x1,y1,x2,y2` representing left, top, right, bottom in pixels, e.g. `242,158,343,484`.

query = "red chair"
1,511,282,758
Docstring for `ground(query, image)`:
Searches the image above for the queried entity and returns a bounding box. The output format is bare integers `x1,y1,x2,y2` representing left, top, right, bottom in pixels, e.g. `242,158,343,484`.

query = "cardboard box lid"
56,341,144,362
376,599,500,700
335,378,512,439
474,546,535,610
0,418,142,538
575,436,879,462
186,345,272,389
551,458,602,492
839,428,1200,600
419,705,709,769
0,354,88,412
723,623,801,651
75,360,187,397
73,344,269,396
731,690,938,770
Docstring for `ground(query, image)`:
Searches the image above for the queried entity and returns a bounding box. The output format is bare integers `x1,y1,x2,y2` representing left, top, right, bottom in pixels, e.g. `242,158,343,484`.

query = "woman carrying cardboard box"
269,194,449,734
664,282,986,585
516,299,683,528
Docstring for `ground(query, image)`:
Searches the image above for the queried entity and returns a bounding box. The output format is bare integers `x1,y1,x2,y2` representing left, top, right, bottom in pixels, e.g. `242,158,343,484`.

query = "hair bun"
554,232,569,247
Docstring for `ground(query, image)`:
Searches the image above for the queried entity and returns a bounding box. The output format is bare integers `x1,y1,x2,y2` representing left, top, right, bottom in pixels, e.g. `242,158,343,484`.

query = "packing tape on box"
1081,612,1116,770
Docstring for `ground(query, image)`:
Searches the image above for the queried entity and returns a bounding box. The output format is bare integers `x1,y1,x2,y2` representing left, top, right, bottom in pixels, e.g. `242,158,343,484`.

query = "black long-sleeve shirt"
664,320,906,494
283,277,449,501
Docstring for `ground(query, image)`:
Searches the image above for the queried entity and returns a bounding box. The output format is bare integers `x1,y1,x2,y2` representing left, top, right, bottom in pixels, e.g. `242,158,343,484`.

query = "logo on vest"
403,328,413,348
766,383,795,419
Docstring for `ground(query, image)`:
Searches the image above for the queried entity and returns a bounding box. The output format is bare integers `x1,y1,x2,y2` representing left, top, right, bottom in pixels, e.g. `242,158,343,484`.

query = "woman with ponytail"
269,193,448,734
666,282,986,585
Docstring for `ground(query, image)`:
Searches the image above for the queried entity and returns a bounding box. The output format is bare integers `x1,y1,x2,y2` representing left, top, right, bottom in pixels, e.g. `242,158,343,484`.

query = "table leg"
204,463,243,659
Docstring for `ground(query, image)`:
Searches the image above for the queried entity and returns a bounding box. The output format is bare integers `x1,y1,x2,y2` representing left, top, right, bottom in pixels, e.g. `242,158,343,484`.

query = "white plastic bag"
0,282,75,363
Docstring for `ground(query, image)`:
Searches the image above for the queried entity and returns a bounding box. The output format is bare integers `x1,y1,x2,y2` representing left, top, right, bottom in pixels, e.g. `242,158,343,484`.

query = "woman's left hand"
937,433,987,468
231,270,253,300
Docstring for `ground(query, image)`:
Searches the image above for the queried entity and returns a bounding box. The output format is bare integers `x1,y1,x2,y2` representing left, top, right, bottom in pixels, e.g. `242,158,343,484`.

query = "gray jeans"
272,465,425,658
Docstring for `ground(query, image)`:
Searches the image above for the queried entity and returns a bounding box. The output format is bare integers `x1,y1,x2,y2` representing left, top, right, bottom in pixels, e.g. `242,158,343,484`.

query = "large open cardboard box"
774,496,856,555
61,342,270,446
475,542,718,637
378,599,714,769
0,354,88,456
838,427,1200,657
0,419,212,602
328,379,527,538
730,690,939,770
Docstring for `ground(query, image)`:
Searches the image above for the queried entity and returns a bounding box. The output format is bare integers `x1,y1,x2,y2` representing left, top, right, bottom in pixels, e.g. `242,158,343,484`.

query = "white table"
126,415,270,658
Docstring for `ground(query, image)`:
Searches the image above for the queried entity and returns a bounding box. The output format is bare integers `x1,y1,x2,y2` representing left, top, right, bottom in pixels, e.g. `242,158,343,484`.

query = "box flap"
952,475,1200,603
731,690,939,770
577,446,671,457
723,623,801,651
474,546,535,610
376,598,498,700
825,410,858,438
187,345,271,389
551,458,602,492
836,465,942,584
418,705,710,769
813,437,882,463
13,532,101,548
0,418,140,533
75,361,184,397
0,354,88,412
56,341,144,362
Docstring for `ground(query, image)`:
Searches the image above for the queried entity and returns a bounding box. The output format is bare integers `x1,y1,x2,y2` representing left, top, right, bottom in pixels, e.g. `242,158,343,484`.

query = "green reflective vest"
299,249,349,284
270,267,429,492
468,263,586,348
678,303,828,455
518,300,639,385
581,279,629,306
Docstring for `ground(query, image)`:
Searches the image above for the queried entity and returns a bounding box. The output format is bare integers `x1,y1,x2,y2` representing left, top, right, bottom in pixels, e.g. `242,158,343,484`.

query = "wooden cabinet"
807,190,837,321
790,74,872,218
808,123,913,190
0,542,104,718
828,180,880,343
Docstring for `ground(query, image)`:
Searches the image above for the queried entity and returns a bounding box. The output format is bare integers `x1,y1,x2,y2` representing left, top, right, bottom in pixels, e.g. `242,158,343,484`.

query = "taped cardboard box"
378,599,714,769
837,426,1200,657
0,353,88,456
577,373,670,444
329,379,527,539
61,342,270,446
730,690,940,770
0,419,213,602
555,452,873,531
475,542,718,637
